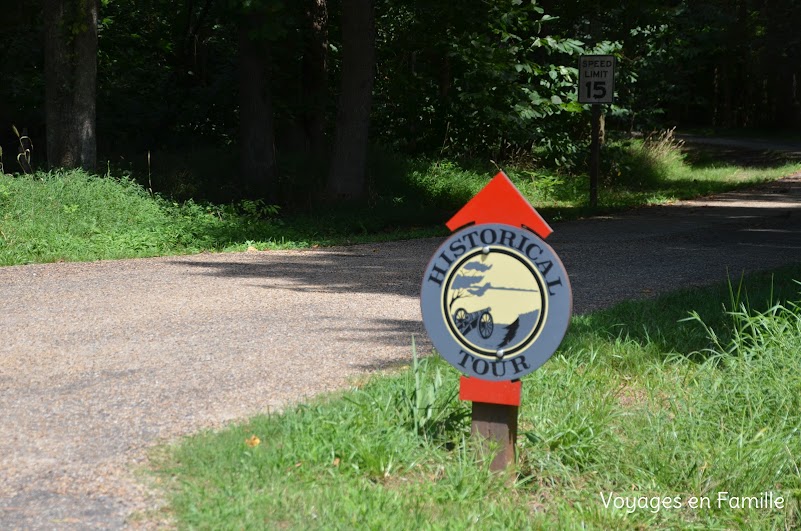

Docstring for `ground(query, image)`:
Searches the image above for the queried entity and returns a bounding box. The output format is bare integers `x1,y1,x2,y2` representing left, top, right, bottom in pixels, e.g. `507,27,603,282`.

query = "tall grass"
150,268,801,529
0,170,178,264
608,128,686,189
0,169,432,266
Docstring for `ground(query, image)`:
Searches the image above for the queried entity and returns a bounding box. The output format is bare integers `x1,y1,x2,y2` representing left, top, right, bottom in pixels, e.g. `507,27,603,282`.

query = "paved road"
679,134,801,157
2,171,801,529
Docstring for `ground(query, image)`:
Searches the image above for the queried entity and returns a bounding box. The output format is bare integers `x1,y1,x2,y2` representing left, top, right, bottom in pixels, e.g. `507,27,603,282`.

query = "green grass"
148,267,801,529
0,170,271,265
0,138,798,266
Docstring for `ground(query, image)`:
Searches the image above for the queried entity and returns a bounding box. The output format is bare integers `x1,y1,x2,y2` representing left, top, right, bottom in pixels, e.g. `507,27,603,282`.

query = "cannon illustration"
453,307,494,339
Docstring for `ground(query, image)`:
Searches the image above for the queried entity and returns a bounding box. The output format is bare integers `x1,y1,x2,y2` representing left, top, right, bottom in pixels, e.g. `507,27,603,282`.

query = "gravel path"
2,170,801,529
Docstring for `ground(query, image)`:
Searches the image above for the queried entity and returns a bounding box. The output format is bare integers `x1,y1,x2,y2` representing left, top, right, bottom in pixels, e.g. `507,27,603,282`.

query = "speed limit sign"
578,55,615,104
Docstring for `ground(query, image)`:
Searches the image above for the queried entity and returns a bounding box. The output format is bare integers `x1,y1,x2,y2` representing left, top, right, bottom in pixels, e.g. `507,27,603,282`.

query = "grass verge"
148,266,801,529
1,137,798,265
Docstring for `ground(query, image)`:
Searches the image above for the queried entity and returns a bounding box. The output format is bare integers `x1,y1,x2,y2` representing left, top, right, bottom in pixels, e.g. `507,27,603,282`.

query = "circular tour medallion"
421,223,572,381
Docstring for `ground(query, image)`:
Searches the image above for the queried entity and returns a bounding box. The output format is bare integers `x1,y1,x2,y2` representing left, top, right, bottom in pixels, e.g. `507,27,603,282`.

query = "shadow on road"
174,173,801,336
176,241,436,298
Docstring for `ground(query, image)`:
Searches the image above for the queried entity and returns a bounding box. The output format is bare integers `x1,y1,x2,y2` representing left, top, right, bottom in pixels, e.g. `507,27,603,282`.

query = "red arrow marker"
446,171,553,239
446,172,554,415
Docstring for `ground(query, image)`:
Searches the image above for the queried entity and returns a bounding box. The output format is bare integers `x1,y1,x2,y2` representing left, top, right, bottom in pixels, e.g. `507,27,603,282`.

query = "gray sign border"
578,54,615,104
421,223,573,381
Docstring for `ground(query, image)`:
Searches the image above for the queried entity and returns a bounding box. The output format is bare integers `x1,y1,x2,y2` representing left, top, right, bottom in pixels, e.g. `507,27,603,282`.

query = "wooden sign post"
421,172,573,471
460,376,522,471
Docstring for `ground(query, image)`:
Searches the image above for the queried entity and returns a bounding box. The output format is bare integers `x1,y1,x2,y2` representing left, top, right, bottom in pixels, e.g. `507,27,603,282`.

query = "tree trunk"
302,0,328,160
326,0,375,201
238,12,276,201
44,0,98,171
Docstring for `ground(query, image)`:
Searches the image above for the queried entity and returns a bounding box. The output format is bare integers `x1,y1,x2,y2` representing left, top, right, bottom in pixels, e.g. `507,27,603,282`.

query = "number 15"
584,81,607,99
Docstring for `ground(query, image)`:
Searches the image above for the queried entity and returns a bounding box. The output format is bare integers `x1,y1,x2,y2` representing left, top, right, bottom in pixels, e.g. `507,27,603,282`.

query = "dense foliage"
0,1,798,203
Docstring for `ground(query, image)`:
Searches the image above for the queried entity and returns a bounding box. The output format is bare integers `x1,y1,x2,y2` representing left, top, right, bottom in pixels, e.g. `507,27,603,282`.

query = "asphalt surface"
2,168,801,529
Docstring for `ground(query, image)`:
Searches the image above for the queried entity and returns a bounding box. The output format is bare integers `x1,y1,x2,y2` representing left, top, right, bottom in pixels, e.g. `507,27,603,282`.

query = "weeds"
682,275,795,361
12,125,33,174
604,128,685,190
401,337,467,442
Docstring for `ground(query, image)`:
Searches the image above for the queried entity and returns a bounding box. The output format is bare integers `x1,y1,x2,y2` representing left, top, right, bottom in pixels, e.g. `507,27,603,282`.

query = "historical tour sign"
420,173,572,382
578,54,615,104
420,171,573,470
